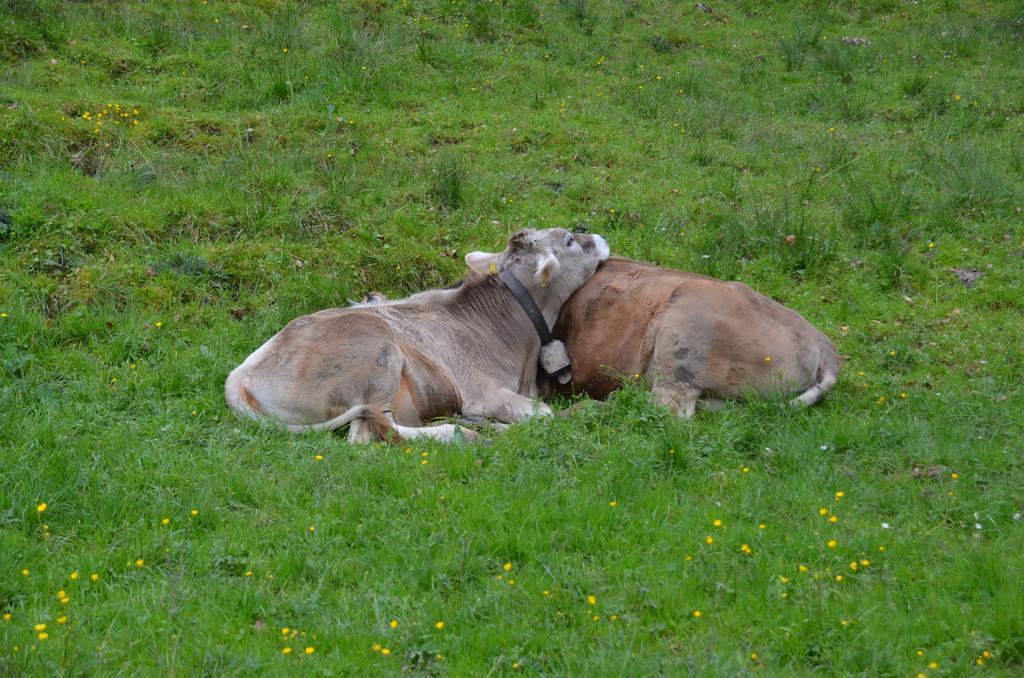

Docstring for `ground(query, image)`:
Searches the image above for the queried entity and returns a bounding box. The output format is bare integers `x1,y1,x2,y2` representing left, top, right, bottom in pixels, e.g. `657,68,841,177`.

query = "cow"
224,228,610,443
537,257,841,416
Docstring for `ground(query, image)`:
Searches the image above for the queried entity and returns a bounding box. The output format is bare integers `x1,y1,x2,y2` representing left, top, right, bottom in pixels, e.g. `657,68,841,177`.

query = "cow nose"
592,234,610,261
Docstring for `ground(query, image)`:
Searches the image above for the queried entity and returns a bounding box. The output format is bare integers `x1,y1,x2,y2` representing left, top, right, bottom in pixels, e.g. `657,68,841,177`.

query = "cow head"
464,228,610,301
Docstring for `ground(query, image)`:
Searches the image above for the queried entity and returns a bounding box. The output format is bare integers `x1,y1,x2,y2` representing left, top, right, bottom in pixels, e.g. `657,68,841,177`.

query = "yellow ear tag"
488,262,498,275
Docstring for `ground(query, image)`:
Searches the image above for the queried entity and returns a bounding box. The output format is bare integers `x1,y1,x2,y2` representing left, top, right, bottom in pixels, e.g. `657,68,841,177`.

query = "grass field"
2,0,1023,674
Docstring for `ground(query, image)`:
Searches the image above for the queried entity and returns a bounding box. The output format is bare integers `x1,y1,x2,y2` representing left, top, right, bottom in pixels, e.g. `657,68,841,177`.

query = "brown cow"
224,228,609,442
538,257,841,416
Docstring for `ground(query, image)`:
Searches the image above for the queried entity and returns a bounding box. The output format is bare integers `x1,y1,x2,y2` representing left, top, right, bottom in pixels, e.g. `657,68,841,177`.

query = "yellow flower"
513,661,520,669
389,619,398,628
136,558,144,567
56,616,67,624
764,356,772,363
829,515,839,523
38,632,49,640
282,647,293,655
305,646,314,655
543,590,551,597
282,627,290,635
314,454,324,461
950,472,959,480
705,535,714,545
758,523,766,530
609,501,617,507
827,539,837,548
928,661,938,669
161,517,170,526
835,575,843,582
90,573,99,582
741,466,750,473
916,650,925,657
34,623,46,632
819,508,828,516
834,491,845,499
381,647,391,655
435,621,444,630
504,562,512,571
191,509,199,516
712,519,722,527
57,590,66,599
751,653,759,660
779,576,790,584
70,571,79,580
245,571,253,577
37,502,47,513
371,642,381,652
692,610,702,618
740,544,752,554
308,526,315,533
60,597,70,605
860,559,870,567
587,595,597,605
21,569,29,576
508,579,515,586
849,561,858,571
155,321,162,328
283,48,289,53
798,565,809,573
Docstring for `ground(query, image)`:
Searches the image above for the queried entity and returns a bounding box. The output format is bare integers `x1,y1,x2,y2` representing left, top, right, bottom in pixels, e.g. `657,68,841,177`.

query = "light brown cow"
224,228,609,442
540,257,841,416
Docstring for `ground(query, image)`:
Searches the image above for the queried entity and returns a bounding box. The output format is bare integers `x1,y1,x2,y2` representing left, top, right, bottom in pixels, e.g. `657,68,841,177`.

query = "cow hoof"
453,425,480,442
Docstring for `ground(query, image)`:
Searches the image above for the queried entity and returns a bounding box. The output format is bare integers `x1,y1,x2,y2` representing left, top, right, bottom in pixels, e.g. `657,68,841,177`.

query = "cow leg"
465,389,552,423
651,381,701,419
347,418,376,444
699,397,727,411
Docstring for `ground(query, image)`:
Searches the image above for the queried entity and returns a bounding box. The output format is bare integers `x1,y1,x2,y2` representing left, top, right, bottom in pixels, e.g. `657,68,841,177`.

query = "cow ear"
534,251,560,287
465,251,499,275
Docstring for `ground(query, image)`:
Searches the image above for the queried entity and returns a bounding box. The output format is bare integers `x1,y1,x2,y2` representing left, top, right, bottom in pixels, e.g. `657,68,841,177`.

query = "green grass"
2,0,1023,674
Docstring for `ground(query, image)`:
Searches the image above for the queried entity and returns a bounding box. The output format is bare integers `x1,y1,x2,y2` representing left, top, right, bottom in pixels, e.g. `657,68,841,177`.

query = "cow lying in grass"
225,228,609,442
540,257,841,416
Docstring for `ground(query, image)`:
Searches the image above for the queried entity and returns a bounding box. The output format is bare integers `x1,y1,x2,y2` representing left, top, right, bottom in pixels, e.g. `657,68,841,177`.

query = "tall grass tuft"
933,139,1018,215
430,151,465,213
839,170,917,250
778,20,826,71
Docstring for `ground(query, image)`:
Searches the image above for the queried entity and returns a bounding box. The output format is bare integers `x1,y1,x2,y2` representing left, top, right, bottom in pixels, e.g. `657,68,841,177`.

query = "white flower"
820,444,828,451
881,522,890,529
974,523,983,530
1014,512,1022,521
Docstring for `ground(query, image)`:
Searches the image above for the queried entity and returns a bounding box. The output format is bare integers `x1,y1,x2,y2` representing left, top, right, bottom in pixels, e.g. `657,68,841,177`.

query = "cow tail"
284,405,403,443
790,344,841,408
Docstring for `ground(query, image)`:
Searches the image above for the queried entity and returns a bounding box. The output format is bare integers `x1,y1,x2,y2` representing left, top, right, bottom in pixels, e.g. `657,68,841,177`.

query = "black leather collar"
499,269,571,379
500,269,553,344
